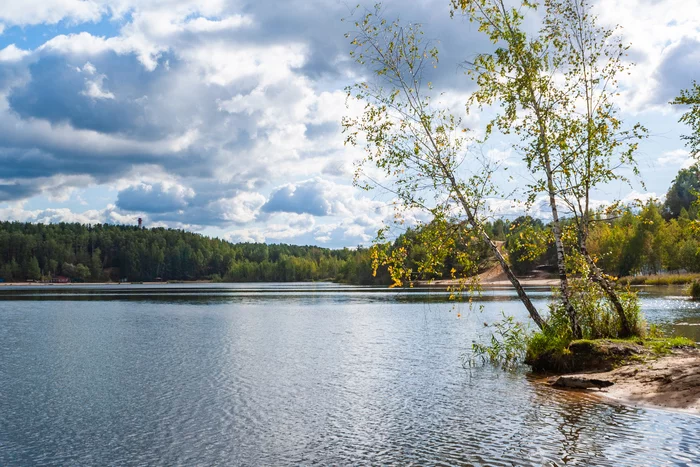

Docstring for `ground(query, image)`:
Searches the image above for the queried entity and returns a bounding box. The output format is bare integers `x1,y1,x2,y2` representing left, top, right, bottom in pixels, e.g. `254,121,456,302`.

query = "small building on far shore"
52,276,71,283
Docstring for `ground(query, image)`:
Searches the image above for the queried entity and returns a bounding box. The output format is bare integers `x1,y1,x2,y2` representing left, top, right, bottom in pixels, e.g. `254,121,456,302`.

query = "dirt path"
416,241,560,287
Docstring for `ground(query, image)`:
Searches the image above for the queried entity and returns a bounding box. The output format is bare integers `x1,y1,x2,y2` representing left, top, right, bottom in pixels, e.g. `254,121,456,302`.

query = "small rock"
553,376,615,390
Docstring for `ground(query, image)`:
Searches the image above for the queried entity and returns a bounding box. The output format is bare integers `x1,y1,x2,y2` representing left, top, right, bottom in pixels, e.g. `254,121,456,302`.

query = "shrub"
689,280,700,299
210,273,224,283
470,313,529,370
567,279,645,339
525,281,645,367
473,280,647,370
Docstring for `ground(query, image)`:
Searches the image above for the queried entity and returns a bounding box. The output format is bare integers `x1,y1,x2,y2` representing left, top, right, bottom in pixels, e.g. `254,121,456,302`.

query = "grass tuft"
646,336,696,355
689,280,700,299
619,273,700,286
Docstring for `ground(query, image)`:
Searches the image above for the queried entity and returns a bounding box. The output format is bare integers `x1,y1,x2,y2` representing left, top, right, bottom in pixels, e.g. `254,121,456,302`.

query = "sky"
0,0,697,248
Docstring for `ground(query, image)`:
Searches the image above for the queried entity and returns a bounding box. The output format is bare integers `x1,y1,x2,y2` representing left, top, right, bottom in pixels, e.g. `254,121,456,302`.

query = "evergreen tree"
26,257,41,281
663,165,700,219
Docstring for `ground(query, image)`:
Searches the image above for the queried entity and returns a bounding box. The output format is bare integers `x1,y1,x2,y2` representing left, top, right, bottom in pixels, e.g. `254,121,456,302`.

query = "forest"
373,164,700,283
1,165,699,285
0,222,380,284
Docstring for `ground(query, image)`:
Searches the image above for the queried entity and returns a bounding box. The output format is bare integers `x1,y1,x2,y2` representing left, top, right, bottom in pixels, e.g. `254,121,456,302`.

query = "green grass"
525,333,696,372
571,336,695,354
619,273,700,286
646,336,696,355
567,336,695,352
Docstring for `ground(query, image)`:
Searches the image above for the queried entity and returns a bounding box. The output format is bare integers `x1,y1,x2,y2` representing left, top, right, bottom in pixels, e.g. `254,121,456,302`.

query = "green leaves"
470,312,529,370
671,81,700,158
342,5,506,304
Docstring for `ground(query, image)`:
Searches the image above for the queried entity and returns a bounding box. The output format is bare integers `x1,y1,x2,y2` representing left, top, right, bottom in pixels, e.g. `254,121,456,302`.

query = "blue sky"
0,0,698,247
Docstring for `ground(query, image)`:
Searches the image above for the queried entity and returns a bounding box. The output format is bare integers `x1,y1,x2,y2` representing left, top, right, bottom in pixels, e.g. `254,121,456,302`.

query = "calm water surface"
1,283,699,466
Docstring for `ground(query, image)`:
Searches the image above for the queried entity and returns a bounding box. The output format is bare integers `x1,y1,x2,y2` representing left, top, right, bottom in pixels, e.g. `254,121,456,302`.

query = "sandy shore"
417,260,560,287
416,277,560,287
546,349,700,415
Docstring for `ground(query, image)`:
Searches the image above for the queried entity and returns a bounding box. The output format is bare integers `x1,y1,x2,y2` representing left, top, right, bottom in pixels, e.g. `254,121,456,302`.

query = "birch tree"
342,8,548,330
451,0,644,337
544,0,645,337
451,0,583,337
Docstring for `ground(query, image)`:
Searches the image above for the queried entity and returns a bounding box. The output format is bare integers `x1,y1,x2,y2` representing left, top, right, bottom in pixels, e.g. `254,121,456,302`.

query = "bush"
210,273,224,283
566,279,645,339
689,280,700,299
470,313,529,370
472,278,649,370
524,280,645,368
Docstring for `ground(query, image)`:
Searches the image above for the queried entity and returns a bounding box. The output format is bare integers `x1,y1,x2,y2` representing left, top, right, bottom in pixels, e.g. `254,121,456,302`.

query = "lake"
1,283,699,466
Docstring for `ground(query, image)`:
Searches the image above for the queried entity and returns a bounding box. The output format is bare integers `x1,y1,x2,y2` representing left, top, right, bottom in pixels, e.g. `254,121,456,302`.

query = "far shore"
0,281,214,287
418,277,560,287
5,271,697,289
0,278,562,287
421,270,700,288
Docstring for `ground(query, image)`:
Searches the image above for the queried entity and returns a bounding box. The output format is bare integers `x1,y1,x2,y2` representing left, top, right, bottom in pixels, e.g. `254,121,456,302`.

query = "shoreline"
0,278,561,287
417,277,560,287
0,281,214,286
416,278,559,287
543,349,700,415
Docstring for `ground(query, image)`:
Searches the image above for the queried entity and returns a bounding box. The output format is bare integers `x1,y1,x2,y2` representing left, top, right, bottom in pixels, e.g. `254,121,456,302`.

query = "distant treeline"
516,165,700,278
0,222,383,284
2,166,699,284
0,218,511,285
360,165,700,281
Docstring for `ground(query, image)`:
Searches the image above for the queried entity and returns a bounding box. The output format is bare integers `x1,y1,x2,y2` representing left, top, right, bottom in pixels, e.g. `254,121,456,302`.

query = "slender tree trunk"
445,172,549,331
538,121,583,339
519,51,581,338
545,181,582,338
424,122,549,331
480,231,549,331
577,46,632,337
578,237,633,337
